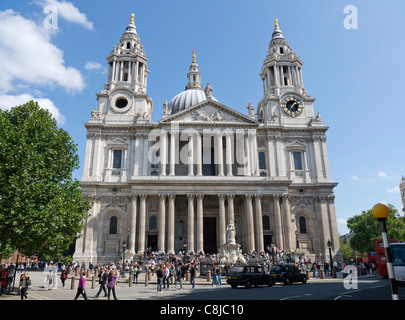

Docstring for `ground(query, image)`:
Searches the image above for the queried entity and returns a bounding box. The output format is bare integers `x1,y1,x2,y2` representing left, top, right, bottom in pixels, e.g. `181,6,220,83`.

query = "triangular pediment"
285,140,306,150
159,99,257,125
107,138,128,148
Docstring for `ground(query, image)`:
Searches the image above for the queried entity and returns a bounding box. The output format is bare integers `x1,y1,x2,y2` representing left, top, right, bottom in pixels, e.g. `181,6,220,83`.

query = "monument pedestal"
220,243,246,265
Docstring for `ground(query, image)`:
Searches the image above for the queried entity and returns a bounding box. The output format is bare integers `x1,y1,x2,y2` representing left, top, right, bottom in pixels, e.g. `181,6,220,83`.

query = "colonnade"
136,129,261,177
127,193,295,255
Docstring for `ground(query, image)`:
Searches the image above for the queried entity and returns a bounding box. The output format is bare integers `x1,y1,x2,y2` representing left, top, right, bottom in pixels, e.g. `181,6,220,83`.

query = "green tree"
0,101,92,260
347,204,405,253
339,236,354,260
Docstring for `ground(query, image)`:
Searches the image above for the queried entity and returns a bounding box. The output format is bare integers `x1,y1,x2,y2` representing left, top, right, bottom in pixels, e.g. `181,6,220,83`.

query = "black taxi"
226,265,275,288
270,264,307,285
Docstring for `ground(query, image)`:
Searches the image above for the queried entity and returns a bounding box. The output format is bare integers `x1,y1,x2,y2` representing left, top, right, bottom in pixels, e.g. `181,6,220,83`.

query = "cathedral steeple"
256,19,316,126
260,19,305,98
93,13,153,123
105,13,149,94
185,49,202,90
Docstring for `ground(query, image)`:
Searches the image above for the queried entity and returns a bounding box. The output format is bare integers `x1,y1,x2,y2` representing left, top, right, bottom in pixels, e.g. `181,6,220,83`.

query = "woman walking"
107,269,118,300
60,268,67,287
74,272,88,300
19,272,31,300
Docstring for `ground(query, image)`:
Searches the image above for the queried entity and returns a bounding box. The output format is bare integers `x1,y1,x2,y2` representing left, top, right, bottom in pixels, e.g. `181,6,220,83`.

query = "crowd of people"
0,245,378,300
0,262,32,300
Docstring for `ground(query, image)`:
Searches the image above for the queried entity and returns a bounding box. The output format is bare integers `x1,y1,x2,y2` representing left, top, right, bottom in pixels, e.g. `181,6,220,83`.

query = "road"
3,270,403,301
167,277,405,300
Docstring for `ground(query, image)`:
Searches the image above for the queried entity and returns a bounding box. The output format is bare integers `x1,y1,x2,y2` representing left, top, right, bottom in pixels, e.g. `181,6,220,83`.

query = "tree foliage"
347,204,405,253
0,101,92,260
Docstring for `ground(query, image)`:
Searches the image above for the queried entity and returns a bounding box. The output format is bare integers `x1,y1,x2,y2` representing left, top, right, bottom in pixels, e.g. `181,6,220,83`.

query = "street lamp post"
122,240,127,278
372,203,399,300
327,240,336,278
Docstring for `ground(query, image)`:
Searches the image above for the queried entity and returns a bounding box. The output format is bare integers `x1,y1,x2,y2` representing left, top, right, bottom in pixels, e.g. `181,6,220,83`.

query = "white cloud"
0,9,84,94
0,94,65,125
337,218,347,225
378,171,391,180
387,186,400,194
352,175,361,181
35,0,94,30
85,61,102,71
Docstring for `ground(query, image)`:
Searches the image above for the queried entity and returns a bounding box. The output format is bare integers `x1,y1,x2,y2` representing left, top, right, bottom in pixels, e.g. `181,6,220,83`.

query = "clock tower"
257,19,318,127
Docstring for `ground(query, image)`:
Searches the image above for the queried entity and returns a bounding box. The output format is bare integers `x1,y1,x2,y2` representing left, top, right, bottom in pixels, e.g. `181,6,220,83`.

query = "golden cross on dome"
191,49,197,63
130,13,135,24
274,18,279,29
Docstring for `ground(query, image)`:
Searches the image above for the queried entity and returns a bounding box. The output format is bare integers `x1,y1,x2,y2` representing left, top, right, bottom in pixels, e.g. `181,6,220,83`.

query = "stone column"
169,131,177,176
251,132,259,176
282,194,292,250
129,195,138,254
196,132,202,176
137,194,147,254
273,194,283,249
227,194,235,224
217,132,224,176
187,194,195,253
167,194,175,254
160,130,167,176
82,134,94,179
299,67,304,87
112,59,117,81
254,194,264,252
218,194,226,246
119,61,124,81
92,133,103,181
267,135,276,178
318,195,332,254
188,133,194,176
158,194,166,252
142,133,149,176
225,132,233,176
133,134,141,176
245,194,255,252
244,133,251,176
196,194,204,253
83,196,99,260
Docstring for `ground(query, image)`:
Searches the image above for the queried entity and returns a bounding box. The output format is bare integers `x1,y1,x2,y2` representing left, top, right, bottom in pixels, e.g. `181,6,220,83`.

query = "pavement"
1,269,379,301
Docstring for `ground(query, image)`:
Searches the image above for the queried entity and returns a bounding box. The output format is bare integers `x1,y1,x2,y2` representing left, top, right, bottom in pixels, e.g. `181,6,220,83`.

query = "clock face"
281,96,304,117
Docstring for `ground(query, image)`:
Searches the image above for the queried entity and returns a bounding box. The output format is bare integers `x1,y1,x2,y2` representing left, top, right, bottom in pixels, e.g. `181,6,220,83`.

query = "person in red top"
74,272,88,300
0,267,8,296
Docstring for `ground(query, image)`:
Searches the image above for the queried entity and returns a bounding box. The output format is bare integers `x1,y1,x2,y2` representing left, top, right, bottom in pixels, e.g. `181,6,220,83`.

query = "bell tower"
91,13,153,124
257,19,316,126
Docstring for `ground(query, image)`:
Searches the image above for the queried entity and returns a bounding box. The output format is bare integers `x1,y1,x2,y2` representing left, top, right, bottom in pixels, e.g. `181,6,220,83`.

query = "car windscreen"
270,265,283,272
230,266,245,273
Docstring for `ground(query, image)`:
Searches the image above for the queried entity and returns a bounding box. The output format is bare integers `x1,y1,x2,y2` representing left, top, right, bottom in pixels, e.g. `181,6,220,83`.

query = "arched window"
262,215,270,230
299,216,307,234
109,216,118,234
149,215,157,230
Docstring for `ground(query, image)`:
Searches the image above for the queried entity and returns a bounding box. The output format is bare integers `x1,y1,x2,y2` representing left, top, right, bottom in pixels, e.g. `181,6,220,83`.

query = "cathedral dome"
169,88,217,113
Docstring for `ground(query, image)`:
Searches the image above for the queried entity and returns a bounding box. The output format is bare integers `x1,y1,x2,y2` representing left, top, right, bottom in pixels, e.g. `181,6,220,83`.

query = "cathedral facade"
73,15,342,264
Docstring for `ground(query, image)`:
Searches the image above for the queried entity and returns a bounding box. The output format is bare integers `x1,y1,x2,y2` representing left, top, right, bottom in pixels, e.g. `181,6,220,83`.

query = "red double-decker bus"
375,238,399,278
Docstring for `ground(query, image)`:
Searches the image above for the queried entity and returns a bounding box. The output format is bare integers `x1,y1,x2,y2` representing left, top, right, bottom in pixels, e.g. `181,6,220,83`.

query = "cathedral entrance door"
147,235,158,251
263,235,272,249
203,217,217,254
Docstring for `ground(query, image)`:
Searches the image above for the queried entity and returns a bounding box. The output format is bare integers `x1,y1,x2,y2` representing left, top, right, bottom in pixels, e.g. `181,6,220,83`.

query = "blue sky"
0,0,404,235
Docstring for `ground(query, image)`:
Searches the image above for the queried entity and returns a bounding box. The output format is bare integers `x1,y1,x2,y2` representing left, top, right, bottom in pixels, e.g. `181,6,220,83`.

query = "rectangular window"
113,149,123,169
293,151,303,170
258,152,266,170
